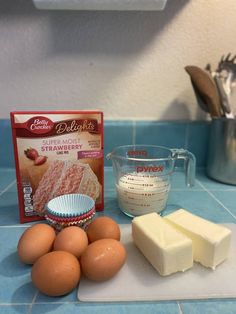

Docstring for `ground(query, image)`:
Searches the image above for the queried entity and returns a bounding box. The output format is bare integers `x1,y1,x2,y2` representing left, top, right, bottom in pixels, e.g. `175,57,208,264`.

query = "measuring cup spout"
171,149,196,187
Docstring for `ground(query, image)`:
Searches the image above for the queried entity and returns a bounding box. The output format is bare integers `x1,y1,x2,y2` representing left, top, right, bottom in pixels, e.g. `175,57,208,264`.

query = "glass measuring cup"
107,145,196,217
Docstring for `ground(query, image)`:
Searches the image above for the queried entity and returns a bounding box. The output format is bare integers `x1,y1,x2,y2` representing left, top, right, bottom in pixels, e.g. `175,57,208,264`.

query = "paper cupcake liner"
46,193,95,218
45,211,95,231
46,206,95,223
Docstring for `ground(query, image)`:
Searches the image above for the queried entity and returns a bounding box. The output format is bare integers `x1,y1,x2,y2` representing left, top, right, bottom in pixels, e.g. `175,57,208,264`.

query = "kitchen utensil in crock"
190,78,209,113
216,53,236,117
214,75,234,118
218,53,236,75
206,61,234,118
185,65,222,118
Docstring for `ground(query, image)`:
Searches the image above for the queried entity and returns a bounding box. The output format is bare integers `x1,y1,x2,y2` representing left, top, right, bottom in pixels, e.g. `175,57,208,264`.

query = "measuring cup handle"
171,149,196,187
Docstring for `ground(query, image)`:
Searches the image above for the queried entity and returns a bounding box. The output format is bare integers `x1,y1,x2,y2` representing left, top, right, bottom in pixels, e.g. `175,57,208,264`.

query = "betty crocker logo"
27,116,54,134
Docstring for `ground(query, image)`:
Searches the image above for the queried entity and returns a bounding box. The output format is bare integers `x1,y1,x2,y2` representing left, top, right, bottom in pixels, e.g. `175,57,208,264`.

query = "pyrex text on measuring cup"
107,145,196,217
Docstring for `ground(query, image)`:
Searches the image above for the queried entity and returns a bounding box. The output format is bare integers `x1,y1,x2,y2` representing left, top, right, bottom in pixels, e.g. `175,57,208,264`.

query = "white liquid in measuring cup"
116,172,170,217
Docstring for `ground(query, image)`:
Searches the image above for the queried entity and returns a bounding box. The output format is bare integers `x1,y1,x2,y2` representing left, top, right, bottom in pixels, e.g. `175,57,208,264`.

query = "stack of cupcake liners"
45,194,96,231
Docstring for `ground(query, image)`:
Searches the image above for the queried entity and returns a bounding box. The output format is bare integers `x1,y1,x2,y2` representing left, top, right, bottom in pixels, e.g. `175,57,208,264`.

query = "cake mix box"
10,111,104,223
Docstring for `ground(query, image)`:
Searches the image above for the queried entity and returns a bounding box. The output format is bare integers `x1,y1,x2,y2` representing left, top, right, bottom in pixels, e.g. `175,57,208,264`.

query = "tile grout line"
28,290,39,314
177,301,184,314
33,301,80,305
0,179,16,196
0,301,87,306
196,179,236,221
0,303,32,306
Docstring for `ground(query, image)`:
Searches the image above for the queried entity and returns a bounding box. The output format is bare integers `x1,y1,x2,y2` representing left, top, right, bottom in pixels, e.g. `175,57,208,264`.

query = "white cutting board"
78,224,236,302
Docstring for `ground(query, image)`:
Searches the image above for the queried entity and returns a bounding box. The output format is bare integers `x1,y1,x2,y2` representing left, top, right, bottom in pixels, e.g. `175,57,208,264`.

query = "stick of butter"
164,209,232,270
132,212,193,276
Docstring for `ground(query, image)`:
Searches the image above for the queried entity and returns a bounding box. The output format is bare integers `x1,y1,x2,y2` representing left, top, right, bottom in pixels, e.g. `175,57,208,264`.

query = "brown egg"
53,226,88,258
86,216,120,242
31,251,81,296
80,238,126,281
17,223,56,264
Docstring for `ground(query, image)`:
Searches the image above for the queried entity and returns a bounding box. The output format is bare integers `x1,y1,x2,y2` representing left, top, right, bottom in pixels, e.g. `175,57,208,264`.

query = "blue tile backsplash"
1,118,236,314
1,119,210,168
0,119,14,168
186,121,210,168
134,120,187,148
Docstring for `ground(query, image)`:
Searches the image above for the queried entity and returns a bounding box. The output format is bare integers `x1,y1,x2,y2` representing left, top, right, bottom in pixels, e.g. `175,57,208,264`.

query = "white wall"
1,0,236,120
